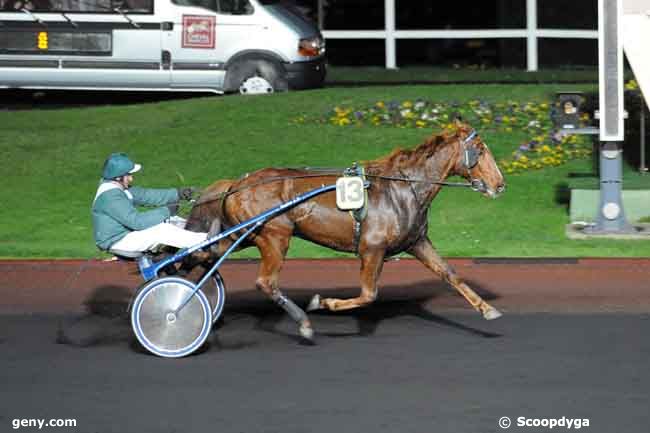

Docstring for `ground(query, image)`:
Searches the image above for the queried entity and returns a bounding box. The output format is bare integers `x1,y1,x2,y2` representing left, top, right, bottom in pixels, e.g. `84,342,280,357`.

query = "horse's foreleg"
255,232,314,341
409,237,502,320
309,249,385,312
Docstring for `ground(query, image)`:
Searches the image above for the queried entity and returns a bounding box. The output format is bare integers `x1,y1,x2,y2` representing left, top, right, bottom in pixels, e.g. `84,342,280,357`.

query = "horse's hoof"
306,294,322,312
483,306,503,320
299,324,315,344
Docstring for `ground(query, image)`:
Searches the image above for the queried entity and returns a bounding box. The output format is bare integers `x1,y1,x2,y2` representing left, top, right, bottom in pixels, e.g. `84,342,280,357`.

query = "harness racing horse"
186,121,506,342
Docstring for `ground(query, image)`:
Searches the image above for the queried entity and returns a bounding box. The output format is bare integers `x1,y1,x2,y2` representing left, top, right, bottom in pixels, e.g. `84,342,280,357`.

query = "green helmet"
101,153,142,179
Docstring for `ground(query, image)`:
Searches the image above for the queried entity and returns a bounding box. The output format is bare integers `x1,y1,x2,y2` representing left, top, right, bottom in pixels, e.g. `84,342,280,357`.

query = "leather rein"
193,130,487,207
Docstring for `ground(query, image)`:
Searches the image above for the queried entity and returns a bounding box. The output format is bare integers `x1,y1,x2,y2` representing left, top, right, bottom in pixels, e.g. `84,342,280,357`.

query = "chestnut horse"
186,122,506,341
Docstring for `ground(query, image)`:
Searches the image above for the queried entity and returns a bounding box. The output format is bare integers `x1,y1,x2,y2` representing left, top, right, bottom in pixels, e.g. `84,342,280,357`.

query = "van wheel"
225,59,288,94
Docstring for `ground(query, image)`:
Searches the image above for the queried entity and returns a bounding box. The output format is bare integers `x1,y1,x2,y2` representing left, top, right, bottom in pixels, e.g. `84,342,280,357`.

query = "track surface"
2,259,650,432
1,312,649,433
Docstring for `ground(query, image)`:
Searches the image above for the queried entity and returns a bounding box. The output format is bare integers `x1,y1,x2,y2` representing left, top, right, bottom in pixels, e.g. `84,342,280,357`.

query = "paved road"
1,308,648,433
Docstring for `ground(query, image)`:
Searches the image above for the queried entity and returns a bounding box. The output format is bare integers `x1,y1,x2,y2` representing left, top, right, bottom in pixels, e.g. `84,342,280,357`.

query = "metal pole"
526,0,538,71
585,141,634,233
385,0,396,69
317,0,324,31
641,94,647,173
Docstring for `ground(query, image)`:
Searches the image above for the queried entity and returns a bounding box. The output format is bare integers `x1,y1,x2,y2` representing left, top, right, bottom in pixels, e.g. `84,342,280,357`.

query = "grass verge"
2,83,649,258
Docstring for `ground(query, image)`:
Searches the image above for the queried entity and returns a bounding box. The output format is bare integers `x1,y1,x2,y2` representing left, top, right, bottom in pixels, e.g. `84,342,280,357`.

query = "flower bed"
294,98,593,174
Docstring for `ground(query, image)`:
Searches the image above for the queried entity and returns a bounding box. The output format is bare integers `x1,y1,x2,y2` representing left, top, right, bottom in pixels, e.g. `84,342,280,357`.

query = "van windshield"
172,0,253,15
0,0,153,13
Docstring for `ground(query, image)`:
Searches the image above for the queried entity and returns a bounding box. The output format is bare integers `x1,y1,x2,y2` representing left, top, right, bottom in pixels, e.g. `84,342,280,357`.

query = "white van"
0,0,325,93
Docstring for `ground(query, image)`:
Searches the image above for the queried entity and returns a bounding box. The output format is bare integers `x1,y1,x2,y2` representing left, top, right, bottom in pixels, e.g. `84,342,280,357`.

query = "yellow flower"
415,120,427,128
402,101,413,108
540,145,552,153
518,155,529,163
334,107,352,118
376,101,385,109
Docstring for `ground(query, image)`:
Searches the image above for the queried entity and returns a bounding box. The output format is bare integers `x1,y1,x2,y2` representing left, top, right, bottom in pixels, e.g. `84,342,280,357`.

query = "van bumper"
284,58,326,90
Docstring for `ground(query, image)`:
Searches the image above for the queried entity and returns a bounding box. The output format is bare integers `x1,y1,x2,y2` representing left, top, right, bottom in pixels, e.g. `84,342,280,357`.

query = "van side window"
171,0,253,15
0,0,153,13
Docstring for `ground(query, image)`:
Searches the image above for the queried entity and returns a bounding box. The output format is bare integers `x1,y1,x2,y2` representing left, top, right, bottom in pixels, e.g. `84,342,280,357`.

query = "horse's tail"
186,179,235,234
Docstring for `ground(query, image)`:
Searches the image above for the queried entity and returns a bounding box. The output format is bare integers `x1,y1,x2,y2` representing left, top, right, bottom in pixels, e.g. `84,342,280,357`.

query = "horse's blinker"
464,147,480,169
462,130,481,169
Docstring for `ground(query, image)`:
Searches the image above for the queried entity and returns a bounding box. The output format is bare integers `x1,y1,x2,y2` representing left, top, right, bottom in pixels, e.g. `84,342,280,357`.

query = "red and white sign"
182,15,216,49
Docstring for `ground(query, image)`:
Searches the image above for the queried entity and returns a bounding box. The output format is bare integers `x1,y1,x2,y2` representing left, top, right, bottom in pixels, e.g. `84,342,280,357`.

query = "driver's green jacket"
92,181,179,250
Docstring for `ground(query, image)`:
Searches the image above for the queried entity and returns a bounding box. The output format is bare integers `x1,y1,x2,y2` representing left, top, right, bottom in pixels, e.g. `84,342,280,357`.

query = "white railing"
319,0,598,71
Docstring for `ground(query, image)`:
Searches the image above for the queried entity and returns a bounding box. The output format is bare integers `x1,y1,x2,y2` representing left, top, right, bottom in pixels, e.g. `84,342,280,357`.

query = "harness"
193,129,487,253
343,162,368,254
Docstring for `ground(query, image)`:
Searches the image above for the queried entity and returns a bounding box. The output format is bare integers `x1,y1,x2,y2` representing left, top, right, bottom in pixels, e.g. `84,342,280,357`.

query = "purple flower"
387,101,400,111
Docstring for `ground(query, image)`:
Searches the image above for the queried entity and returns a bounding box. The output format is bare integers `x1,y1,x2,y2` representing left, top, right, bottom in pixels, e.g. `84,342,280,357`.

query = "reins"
192,129,485,207
191,171,477,208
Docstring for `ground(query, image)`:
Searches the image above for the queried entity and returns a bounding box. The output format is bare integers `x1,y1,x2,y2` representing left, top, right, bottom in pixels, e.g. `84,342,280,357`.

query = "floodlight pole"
641,96,647,173
588,141,634,233
586,0,634,234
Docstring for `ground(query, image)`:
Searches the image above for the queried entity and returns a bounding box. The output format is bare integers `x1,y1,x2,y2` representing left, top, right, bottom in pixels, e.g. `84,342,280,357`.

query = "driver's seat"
108,248,144,259
107,248,154,275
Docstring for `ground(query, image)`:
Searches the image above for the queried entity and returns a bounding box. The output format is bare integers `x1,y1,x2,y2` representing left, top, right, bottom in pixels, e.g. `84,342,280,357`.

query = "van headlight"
298,36,325,57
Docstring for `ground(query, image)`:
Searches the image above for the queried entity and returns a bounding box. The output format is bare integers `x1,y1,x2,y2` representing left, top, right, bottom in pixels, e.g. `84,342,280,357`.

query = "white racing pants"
109,217,207,254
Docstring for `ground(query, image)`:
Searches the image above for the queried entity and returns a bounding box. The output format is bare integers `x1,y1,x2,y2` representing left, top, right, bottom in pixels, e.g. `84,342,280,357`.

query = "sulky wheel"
211,271,226,324
131,277,212,358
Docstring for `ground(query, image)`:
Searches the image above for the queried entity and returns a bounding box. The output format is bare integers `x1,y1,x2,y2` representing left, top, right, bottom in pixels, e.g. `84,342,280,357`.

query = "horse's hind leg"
409,237,502,320
255,230,315,341
309,248,385,312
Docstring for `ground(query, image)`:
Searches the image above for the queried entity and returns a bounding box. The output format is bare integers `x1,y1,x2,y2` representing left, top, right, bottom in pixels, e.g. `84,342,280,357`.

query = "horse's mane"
364,130,455,174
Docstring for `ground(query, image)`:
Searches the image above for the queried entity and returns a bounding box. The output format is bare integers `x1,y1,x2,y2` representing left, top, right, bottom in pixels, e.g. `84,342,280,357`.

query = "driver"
92,153,207,255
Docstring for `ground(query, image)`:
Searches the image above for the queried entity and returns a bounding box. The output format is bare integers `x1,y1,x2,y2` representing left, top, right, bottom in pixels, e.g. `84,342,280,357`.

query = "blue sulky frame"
139,183,338,282
130,184,341,358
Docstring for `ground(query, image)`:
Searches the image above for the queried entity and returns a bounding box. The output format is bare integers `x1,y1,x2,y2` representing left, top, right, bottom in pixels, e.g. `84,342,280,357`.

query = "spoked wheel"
131,277,212,358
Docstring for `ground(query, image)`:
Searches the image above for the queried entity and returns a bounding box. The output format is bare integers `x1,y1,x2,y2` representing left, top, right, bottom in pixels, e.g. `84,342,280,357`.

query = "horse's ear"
453,116,464,128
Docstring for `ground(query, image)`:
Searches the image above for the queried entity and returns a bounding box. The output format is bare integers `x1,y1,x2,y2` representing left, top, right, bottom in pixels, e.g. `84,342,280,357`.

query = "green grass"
1,83,648,258
567,165,650,190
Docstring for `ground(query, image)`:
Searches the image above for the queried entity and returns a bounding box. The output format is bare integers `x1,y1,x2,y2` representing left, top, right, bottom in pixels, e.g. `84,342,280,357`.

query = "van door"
163,2,221,89
61,1,170,89
164,0,261,90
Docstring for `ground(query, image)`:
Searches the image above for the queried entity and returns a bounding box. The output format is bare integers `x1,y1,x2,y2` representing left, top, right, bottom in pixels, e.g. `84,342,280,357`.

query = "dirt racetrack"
2,258,649,315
